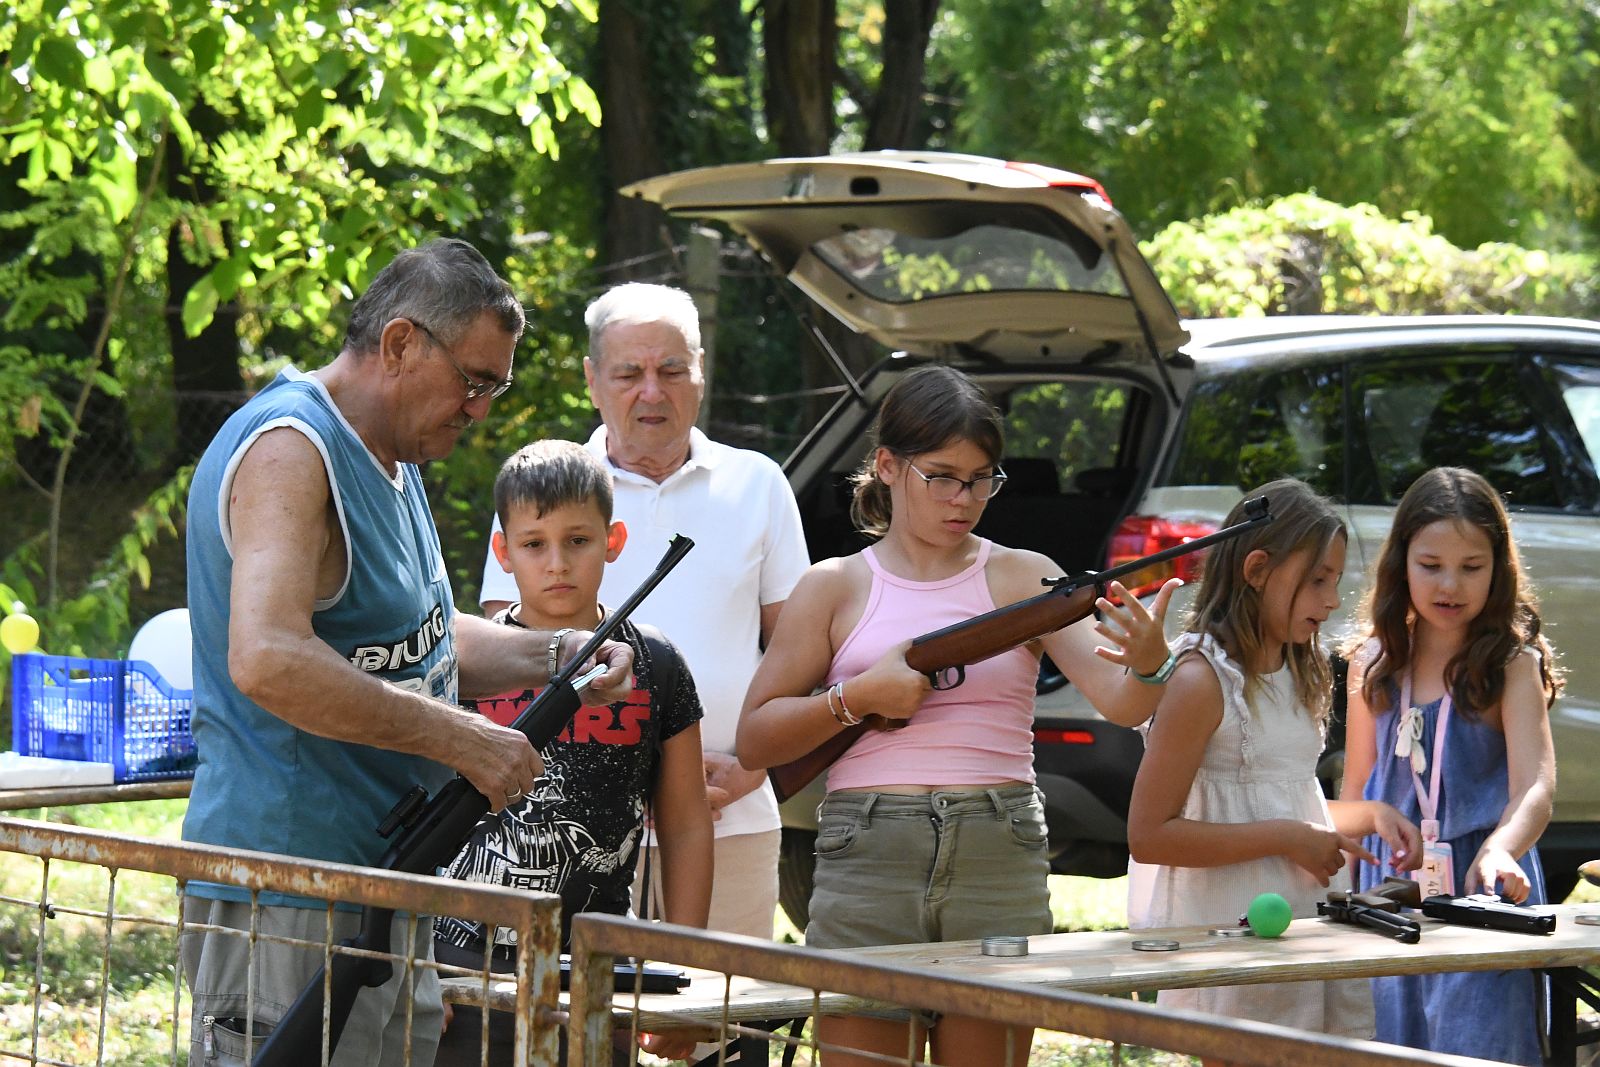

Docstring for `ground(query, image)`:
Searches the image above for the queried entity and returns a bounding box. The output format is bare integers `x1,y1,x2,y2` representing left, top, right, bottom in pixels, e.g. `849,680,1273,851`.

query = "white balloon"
128,608,193,691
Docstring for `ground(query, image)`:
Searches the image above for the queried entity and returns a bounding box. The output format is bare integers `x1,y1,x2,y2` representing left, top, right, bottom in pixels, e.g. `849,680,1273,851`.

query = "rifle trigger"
929,665,965,691
376,785,430,838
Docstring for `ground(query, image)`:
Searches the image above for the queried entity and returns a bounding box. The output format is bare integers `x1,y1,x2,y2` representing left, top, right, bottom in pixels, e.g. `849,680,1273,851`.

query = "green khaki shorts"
807,783,1052,951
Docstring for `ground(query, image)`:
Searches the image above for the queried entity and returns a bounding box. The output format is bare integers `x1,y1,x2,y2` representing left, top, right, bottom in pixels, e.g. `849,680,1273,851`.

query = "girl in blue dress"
1342,466,1561,1065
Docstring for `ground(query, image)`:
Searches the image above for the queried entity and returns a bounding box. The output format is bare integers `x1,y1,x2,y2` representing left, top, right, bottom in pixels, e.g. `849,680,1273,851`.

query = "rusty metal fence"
563,914,1511,1067
0,816,561,1067
0,815,1514,1067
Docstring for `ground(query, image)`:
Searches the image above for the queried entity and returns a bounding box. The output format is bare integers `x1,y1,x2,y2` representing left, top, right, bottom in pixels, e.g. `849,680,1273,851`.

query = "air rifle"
768,497,1273,803
253,535,694,1067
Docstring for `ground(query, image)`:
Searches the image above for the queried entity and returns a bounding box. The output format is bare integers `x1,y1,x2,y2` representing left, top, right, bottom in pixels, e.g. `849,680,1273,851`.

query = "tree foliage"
5,0,1600,666
0,0,600,649
1145,194,1598,319
937,0,1596,249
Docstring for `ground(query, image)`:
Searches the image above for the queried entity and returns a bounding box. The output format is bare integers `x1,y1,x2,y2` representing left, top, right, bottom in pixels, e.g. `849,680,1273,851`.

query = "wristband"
547,628,575,680
1132,649,1177,685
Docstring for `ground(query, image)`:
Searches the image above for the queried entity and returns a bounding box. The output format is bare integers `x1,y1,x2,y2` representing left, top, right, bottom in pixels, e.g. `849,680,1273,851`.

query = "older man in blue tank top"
180,239,634,1066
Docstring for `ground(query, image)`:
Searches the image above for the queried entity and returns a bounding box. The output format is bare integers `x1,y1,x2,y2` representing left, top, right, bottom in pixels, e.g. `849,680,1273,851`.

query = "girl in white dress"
1126,479,1421,1039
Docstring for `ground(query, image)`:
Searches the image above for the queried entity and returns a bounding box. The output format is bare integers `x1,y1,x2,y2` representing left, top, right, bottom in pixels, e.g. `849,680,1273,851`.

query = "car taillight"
1106,514,1220,598
1034,728,1096,745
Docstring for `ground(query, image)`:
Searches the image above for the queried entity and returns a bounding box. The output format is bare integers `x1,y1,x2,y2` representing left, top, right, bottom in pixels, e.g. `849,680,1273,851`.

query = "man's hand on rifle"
1091,578,1183,676
453,714,545,814
556,632,636,705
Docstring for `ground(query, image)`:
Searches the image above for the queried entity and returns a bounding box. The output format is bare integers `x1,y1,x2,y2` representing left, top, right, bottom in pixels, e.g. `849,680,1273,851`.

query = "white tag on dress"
1414,826,1455,898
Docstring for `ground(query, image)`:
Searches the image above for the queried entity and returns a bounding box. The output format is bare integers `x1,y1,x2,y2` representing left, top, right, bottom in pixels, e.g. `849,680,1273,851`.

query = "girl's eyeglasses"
906,461,1007,502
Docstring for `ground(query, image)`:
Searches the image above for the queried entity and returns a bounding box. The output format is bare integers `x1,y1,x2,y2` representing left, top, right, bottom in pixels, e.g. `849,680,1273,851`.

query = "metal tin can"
981,935,1030,957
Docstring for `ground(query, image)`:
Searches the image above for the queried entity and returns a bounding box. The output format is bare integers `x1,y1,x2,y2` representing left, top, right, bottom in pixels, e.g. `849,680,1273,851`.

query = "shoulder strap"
632,622,686,925
636,624,684,730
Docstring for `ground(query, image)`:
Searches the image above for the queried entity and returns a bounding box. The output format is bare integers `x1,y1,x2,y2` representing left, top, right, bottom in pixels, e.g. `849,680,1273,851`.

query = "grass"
0,800,189,1067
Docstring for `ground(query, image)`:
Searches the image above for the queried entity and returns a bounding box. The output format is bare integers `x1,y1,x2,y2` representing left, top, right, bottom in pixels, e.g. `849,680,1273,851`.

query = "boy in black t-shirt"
434,440,712,1065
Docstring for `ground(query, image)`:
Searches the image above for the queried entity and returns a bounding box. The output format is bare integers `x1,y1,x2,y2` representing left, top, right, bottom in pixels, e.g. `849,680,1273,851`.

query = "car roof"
1181,314,1600,361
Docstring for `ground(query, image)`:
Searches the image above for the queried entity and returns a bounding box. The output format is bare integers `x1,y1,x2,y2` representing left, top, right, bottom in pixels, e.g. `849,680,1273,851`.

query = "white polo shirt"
481,426,810,836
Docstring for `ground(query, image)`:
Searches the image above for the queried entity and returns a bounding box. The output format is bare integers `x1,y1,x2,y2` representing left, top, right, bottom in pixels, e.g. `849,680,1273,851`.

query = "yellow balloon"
1,611,40,655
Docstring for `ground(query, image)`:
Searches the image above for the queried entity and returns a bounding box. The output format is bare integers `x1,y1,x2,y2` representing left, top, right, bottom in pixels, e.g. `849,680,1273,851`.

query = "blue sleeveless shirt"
182,368,456,903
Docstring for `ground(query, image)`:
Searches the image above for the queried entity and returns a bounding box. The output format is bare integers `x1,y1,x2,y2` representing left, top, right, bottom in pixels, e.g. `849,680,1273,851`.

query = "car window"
811,204,1127,304
973,379,1142,573
1348,357,1562,508
1551,362,1600,473
1159,363,1343,497
999,380,1132,490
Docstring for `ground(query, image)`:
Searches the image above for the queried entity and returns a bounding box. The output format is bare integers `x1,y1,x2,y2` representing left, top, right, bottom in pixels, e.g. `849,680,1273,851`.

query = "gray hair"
584,282,702,363
343,238,525,353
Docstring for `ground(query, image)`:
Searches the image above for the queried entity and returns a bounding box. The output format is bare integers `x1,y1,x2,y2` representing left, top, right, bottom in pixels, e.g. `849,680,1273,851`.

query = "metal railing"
0,816,561,1067
565,913,1510,1067
0,815,1519,1067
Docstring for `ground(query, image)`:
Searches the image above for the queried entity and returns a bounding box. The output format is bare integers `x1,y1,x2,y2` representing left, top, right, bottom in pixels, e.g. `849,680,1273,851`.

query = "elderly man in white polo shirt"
481,282,809,939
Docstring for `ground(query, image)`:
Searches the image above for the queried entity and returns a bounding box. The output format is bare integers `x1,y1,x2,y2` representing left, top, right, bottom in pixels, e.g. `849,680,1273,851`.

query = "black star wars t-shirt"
434,609,702,952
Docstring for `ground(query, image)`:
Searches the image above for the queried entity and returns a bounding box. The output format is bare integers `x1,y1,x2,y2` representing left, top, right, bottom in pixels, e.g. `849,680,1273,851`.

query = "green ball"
1246,892,1293,938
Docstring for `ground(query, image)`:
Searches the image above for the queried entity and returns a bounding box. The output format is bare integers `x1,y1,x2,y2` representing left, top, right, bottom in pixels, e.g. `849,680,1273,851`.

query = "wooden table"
444,902,1600,1060
0,779,191,811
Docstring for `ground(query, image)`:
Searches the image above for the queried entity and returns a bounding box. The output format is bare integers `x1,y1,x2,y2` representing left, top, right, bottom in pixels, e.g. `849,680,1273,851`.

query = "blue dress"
1358,685,1546,1065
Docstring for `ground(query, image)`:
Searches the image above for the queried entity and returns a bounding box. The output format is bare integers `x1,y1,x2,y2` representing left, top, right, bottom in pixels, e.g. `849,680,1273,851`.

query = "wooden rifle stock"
253,536,693,1067
767,497,1271,803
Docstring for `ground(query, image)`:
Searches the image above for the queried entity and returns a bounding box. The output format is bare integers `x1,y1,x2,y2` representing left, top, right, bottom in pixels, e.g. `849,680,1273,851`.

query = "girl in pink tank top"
738,366,1184,1067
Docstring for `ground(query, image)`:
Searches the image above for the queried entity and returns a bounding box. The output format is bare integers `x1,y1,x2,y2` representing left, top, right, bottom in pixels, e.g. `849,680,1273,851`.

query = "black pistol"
1421,893,1556,935
560,956,690,994
1318,888,1423,944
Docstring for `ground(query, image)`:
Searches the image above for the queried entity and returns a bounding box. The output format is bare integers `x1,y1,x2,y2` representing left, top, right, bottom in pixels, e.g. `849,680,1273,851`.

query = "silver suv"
626,152,1600,919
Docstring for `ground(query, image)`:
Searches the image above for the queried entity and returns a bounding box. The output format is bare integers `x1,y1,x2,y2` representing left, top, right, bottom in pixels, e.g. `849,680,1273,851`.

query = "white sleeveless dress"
1126,633,1374,1037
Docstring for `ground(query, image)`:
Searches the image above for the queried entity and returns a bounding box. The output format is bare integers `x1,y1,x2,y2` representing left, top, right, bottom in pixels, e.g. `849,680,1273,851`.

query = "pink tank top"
824,539,1041,791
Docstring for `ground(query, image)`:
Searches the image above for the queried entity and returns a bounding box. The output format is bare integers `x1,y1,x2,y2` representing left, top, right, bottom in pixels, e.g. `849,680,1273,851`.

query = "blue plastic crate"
11,653,196,782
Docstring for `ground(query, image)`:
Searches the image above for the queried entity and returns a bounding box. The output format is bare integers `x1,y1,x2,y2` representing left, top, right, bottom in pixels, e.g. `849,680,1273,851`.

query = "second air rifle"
768,496,1273,803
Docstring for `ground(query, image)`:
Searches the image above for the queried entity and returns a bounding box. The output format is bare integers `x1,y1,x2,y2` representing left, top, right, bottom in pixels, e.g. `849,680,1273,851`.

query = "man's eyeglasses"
409,319,514,401
905,461,1008,502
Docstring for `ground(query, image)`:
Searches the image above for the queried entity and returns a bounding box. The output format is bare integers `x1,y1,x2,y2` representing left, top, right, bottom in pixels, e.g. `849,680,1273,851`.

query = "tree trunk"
598,0,670,283
863,0,940,149
763,0,838,156
764,0,863,426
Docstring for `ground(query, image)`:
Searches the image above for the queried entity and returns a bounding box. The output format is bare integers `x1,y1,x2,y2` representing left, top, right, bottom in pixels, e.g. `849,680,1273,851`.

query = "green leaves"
180,274,218,338
1143,194,1599,319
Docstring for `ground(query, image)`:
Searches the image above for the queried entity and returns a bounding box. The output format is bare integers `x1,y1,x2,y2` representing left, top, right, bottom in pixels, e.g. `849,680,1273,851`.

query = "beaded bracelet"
832,682,863,726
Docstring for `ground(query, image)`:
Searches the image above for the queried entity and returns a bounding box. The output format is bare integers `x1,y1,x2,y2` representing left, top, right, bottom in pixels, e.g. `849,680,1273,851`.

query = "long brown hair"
1359,466,1561,716
1184,479,1346,720
849,366,1004,538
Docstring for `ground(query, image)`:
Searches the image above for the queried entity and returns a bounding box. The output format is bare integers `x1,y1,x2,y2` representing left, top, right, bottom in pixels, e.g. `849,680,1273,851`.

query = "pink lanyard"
1398,674,1451,823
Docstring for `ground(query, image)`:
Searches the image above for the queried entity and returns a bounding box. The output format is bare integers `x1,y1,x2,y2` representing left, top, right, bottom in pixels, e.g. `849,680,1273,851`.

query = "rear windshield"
811,203,1128,304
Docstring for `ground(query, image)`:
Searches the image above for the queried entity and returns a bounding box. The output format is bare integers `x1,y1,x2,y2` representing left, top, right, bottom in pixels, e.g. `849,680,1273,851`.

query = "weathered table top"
443,902,1600,1026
